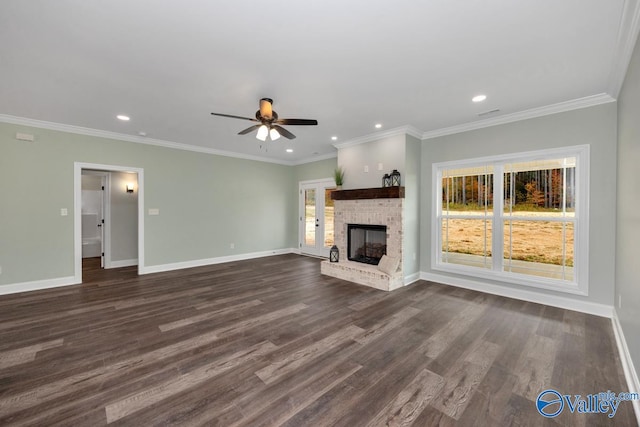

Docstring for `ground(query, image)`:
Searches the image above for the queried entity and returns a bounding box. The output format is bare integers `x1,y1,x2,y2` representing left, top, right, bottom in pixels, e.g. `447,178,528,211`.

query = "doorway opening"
299,178,336,258
74,162,144,284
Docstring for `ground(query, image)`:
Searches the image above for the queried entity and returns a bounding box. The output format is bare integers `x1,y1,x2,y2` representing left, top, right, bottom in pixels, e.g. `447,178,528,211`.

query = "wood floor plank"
430,340,501,420
366,368,445,427
0,338,64,369
158,299,264,332
104,340,277,423
512,334,559,401
0,255,635,426
254,324,363,385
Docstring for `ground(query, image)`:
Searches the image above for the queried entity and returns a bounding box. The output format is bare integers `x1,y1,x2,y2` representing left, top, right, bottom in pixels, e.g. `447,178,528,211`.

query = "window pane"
441,218,492,269
442,166,494,216
324,188,334,247
503,158,576,218
304,189,316,246
503,220,574,281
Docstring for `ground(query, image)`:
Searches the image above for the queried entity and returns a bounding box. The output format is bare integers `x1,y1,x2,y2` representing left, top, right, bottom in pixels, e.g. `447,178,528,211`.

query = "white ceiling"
0,0,637,164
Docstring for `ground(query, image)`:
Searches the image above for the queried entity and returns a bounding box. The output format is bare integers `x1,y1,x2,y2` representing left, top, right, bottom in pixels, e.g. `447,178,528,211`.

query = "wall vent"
478,109,500,117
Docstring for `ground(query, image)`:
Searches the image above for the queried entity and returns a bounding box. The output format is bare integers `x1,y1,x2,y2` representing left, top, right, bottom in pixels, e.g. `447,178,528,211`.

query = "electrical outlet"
148,208,160,215
364,165,369,173
60,208,68,216
378,163,384,171
230,243,235,249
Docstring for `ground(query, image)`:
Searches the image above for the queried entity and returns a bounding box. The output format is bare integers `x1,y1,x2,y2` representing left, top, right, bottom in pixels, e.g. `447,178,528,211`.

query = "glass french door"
299,179,336,257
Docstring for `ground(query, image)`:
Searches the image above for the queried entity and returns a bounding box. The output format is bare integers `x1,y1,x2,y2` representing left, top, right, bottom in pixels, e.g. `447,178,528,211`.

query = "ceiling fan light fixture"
270,127,281,141
256,125,269,141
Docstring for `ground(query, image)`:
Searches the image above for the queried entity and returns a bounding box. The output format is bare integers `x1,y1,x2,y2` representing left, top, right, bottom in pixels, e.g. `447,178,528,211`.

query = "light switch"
378,163,384,171
60,208,68,216
364,165,369,173
148,208,160,215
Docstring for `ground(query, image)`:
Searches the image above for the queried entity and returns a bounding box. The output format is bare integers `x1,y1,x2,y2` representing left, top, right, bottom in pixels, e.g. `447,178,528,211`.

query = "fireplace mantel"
331,186,404,200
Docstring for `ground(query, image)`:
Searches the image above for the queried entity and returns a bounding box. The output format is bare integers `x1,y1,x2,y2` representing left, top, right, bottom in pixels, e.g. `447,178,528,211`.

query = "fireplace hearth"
348,224,387,265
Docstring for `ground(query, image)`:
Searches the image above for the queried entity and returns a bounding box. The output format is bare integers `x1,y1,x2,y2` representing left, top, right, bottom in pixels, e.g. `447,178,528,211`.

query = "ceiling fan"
211,98,318,141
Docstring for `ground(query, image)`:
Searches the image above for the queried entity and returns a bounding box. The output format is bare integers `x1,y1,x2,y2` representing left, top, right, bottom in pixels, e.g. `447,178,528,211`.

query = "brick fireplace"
321,187,404,291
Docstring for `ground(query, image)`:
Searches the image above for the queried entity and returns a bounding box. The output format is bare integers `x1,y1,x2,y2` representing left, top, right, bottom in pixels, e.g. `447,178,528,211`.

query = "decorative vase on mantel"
334,167,345,190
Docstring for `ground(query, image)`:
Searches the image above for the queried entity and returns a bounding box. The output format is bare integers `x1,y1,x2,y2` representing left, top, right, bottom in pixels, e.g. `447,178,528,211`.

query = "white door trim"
74,162,144,283
298,178,336,257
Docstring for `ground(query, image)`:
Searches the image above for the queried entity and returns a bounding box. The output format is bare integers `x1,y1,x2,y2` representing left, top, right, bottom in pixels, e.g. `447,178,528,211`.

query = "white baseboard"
612,310,640,423
0,276,78,296
107,259,138,269
140,248,297,275
419,272,613,318
404,272,420,286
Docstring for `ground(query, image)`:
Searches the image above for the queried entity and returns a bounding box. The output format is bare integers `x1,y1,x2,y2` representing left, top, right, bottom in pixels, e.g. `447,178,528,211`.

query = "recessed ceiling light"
472,95,487,103
375,123,382,129
116,114,130,121
331,136,338,141
286,148,293,153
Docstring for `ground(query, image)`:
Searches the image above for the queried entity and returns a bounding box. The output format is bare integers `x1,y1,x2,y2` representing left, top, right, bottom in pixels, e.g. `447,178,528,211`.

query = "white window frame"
431,145,589,296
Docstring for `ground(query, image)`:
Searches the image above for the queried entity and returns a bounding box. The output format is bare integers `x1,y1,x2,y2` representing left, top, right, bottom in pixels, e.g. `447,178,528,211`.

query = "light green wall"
110,171,138,262
421,103,618,306
403,135,421,278
293,157,337,183
337,134,406,189
616,31,640,378
0,122,295,285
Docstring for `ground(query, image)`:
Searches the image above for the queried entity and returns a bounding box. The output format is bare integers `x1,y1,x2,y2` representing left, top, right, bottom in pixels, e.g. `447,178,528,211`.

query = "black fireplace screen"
347,224,387,265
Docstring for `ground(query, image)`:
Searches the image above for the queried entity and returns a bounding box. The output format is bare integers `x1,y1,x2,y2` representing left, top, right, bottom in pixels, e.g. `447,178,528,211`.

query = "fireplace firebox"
347,224,387,265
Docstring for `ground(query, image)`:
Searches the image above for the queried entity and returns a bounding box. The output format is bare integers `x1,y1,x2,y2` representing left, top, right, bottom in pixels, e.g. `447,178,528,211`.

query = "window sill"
432,262,588,296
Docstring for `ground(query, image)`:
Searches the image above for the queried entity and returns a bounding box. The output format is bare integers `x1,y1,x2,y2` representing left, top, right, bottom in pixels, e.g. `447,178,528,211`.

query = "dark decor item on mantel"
390,169,401,186
382,173,391,187
330,245,339,262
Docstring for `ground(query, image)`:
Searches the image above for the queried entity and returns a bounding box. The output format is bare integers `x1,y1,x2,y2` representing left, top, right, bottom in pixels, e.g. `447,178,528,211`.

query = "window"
433,145,589,295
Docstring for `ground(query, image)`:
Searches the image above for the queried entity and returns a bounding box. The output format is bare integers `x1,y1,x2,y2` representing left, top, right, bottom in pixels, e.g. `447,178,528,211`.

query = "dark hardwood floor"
0,255,635,426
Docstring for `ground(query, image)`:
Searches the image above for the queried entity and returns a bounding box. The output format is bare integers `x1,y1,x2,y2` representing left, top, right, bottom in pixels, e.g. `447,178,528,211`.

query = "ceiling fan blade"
259,98,273,119
273,125,296,140
211,112,259,122
275,118,318,126
238,124,261,135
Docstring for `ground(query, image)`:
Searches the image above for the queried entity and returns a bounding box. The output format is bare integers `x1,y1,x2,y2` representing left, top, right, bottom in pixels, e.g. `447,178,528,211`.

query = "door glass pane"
503,220,574,281
324,188,335,247
305,189,316,246
441,218,492,269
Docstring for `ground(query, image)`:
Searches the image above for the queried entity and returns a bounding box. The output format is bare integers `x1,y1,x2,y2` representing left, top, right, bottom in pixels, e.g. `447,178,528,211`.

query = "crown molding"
290,151,337,166
0,114,304,166
421,93,616,140
0,90,618,164
333,125,423,150
608,0,640,98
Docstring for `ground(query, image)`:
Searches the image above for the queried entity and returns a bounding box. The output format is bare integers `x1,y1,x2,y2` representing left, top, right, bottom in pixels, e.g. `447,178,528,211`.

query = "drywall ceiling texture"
0,1,629,162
